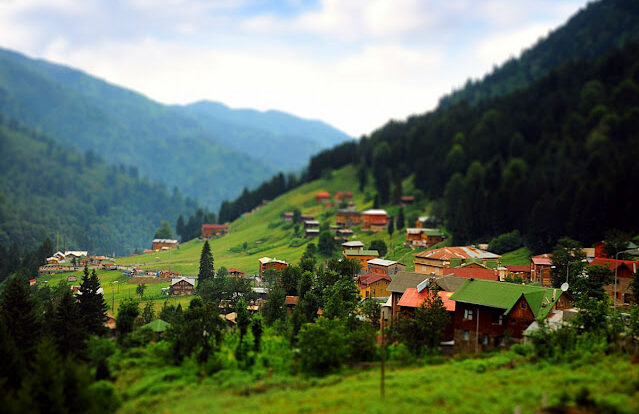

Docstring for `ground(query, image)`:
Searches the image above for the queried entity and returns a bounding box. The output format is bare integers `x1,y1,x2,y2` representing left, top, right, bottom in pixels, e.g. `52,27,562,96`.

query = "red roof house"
315,192,330,202
202,224,229,239
590,257,639,306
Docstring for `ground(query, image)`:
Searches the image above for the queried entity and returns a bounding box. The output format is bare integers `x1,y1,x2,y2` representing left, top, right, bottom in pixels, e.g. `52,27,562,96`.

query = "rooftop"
415,246,500,260
387,271,429,293
342,241,364,247
344,249,379,257
358,273,392,286
361,209,388,216
153,239,178,244
398,289,455,311
367,258,400,267
443,266,499,281
449,279,563,319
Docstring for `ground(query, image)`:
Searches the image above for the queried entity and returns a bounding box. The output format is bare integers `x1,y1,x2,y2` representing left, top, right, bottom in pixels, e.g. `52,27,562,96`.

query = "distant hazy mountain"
0,48,351,208
178,101,351,171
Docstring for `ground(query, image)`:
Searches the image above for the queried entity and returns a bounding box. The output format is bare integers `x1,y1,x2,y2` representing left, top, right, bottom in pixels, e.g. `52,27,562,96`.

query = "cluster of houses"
405,216,446,248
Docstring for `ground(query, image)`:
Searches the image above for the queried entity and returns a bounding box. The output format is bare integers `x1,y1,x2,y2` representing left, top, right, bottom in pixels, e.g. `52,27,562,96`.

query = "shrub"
488,230,523,254
297,318,347,376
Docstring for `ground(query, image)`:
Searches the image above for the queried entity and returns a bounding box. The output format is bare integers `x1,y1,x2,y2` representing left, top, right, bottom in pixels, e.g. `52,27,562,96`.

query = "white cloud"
0,0,590,136
475,23,553,67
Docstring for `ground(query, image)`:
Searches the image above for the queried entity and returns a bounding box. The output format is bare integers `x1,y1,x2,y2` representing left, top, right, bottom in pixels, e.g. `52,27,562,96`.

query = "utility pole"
380,315,385,400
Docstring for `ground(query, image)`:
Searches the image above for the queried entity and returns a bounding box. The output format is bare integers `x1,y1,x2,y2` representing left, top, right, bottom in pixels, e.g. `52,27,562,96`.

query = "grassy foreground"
116,353,639,414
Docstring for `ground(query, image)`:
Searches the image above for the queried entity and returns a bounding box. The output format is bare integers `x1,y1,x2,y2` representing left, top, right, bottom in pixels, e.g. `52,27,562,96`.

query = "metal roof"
367,258,400,267
344,249,379,256
361,209,388,215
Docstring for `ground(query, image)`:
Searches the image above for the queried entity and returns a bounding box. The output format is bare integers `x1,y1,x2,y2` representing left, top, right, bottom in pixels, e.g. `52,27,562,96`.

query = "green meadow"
115,352,639,414
36,269,191,312
116,166,435,275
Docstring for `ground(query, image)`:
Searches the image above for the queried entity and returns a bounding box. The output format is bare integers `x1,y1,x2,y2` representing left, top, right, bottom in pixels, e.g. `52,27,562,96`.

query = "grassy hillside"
116,166,433,274
115,352,639,414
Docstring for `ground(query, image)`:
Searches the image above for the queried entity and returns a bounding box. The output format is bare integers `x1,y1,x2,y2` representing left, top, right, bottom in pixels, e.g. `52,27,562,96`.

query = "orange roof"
531,254,552,266
397,288,455,311
285,296,299,305
590,258,639,275
315,192,330,198
443,267,499,281
415,246,500,260
228,268,244,274
358,273,391,287
202,224,229,230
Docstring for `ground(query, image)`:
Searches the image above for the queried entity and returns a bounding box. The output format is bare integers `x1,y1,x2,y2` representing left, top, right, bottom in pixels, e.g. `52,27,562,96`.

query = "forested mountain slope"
0,117,199,255
0,48,351,208
303,41,639,252
439,0,639,107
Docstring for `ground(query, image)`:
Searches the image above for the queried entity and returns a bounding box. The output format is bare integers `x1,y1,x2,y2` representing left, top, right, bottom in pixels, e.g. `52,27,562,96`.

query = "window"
464,308,474,320
492,312,503,325
462,330,469,341
482,335,489,345
521,302,527,310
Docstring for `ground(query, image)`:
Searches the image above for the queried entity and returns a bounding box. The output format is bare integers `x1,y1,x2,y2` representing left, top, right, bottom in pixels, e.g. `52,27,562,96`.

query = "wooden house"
335,191,353,201
285,296,299,315
357,273,392,298
152,239,178,251
343,249,379,271
305,228,319,238
405,228,445,248
315,192,330,202
443,263,499,281
530,254,553,286
387,272,465,321
281,212,294,222
300,214,315,222
304,220,320,230
399,195,415,206
258,257,288,278
228,268,245,278
506,265,532,281
361,209,388,232
336,209,361,227
170,277,195,296
367,258,406,277
414,246,500,275
397,287,456,340
336,228,354,240
590,258,639,307
449,279,572,352
201,224,229,239
342,240,364,252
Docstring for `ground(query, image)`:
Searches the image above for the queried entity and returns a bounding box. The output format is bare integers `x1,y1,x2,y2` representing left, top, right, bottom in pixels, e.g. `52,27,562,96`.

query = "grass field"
115,353,639,414
115,166,434,275
35,269,192,313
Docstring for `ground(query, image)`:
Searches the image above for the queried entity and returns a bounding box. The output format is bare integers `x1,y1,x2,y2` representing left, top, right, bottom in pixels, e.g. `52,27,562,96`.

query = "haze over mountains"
0,48,352,208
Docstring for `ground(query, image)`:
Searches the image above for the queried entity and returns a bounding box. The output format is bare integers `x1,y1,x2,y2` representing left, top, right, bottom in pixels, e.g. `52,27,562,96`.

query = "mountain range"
0,49,351,208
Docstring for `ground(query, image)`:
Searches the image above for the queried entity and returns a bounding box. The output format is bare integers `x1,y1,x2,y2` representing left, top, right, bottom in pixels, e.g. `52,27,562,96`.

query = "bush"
297,318,347,376
488,230,523,254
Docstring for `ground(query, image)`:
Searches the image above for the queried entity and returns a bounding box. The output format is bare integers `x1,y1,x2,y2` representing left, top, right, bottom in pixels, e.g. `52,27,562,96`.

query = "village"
32,185,639,354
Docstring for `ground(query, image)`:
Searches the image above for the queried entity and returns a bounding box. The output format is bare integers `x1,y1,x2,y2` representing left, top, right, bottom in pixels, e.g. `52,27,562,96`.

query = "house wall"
171,281,194,296
359,279,391,298
362,214,388,231
346,254,378,270
531,263,552,286
153,241,177,250
414,257,447,275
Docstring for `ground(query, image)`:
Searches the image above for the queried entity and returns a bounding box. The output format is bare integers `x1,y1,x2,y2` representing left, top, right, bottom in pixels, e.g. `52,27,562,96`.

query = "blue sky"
0,0,589,136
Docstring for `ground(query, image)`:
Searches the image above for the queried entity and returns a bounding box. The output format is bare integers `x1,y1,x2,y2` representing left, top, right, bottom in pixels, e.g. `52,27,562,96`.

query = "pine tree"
397,207,405,229
0,274,41,356
388,217,395,237
198,241,214,285
78,268,107,336
251,314,263,352
176,215,185,241
52,288,88,358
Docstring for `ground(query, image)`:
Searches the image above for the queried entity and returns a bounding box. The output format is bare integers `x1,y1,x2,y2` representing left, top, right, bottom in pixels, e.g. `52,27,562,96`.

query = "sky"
0,0,590,137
